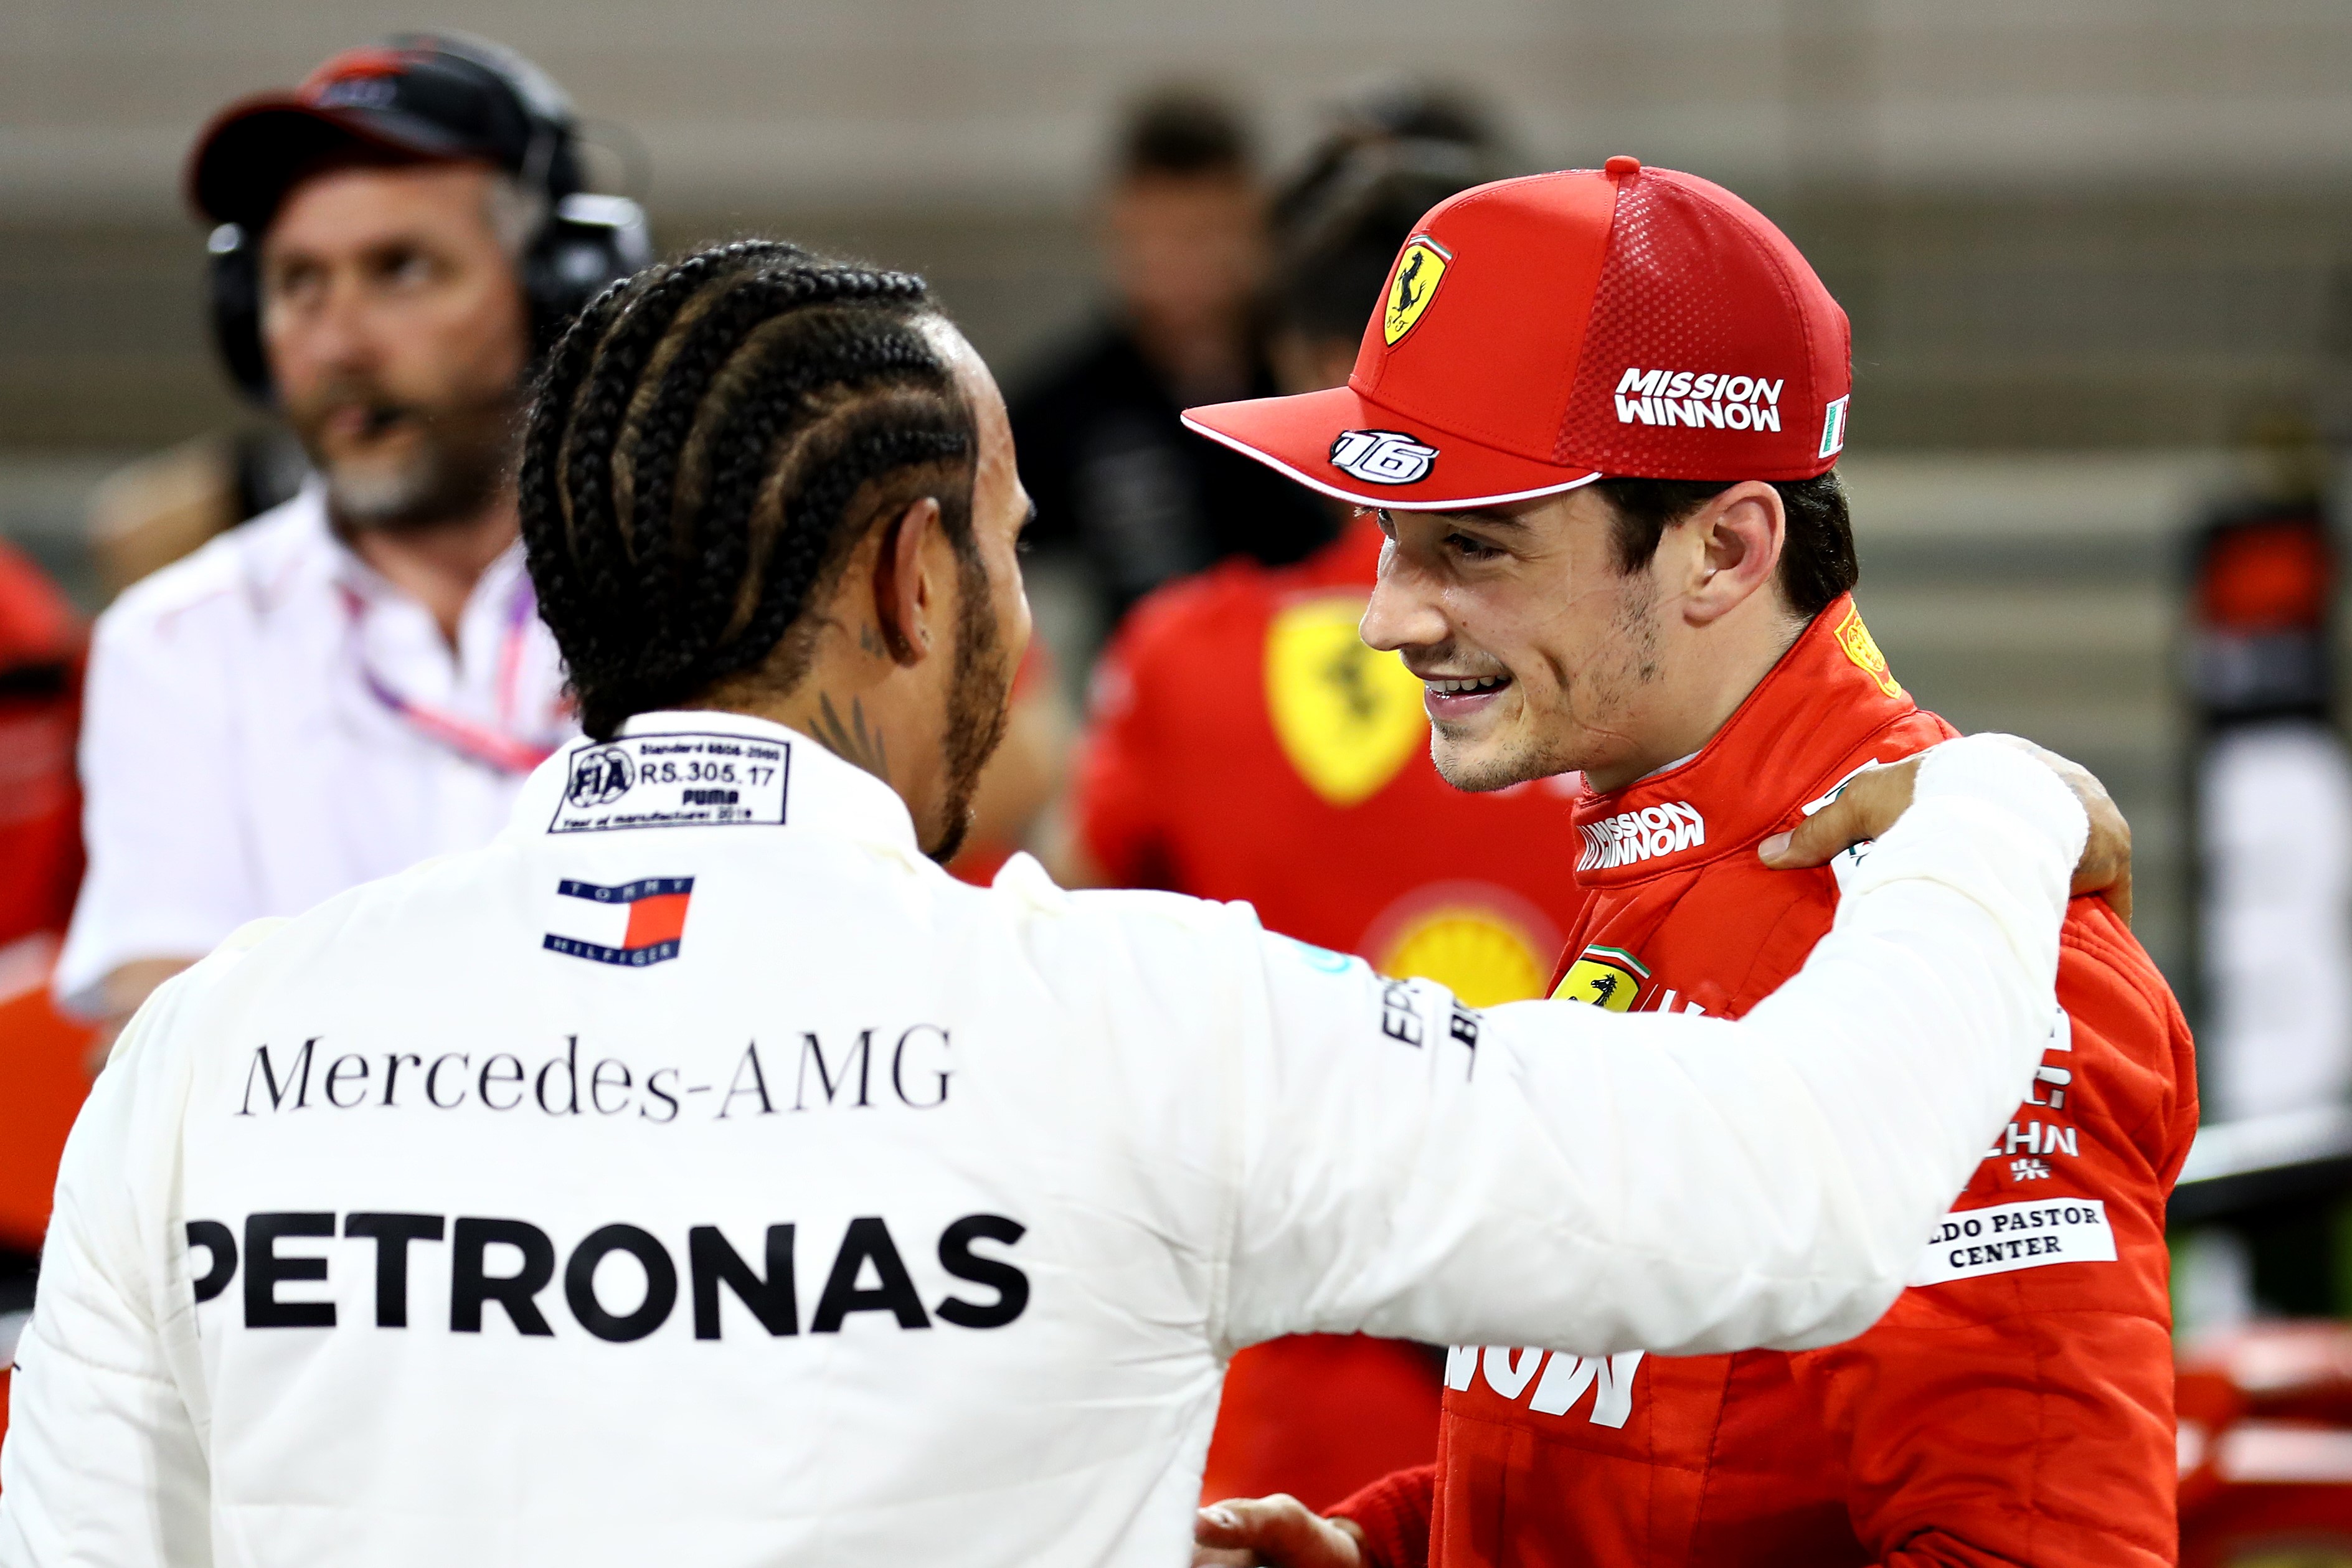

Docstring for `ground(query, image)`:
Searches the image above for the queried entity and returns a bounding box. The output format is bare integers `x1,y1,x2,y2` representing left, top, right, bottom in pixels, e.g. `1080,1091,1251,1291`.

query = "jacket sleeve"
1330,1465,1437,1568
1788,901,2195,1568
0,973,211,1567
1216,734,2087,1362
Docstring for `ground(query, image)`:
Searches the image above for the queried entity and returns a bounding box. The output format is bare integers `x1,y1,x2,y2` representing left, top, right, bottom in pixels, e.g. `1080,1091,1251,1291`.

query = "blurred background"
8,2,2352,1554
14,0,2352,968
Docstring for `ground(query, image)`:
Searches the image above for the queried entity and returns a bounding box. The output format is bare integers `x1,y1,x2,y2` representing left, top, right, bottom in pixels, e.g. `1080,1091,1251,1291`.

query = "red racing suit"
1334,593,2198,1568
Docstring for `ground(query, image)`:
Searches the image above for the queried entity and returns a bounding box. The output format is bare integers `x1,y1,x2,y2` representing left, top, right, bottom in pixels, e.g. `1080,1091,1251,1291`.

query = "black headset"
205,34,652,404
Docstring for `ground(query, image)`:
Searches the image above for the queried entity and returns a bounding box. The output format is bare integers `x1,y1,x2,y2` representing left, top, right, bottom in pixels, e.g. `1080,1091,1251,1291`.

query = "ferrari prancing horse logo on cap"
1383,236,1452,346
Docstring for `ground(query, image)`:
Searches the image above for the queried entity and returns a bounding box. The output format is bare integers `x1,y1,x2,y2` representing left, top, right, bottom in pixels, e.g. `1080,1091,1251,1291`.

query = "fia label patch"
1383,235,1452,345
550,733,788,834
1909,1196,2115,1286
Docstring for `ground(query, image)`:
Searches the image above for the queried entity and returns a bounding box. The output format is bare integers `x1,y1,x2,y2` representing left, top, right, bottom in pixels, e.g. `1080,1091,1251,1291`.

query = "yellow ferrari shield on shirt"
1265,596,1427,808
1551,945,1650,1012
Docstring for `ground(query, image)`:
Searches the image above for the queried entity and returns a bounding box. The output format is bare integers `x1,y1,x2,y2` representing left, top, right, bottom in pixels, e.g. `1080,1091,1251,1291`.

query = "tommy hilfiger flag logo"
543,877,694,967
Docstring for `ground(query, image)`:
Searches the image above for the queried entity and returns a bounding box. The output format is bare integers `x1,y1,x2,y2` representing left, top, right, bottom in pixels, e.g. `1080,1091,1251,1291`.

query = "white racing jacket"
0,714,2083,1567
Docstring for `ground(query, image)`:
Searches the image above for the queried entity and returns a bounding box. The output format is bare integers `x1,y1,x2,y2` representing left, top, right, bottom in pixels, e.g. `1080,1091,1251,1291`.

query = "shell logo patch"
1267,595,1428,807
1382,235,1452,346
1833,605,1902,699
1378,907,1551,1008
1551,945,1650,1012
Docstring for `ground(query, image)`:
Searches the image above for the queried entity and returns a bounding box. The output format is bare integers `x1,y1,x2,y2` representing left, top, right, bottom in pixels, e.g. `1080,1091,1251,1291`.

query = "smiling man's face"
1358,485,1666,793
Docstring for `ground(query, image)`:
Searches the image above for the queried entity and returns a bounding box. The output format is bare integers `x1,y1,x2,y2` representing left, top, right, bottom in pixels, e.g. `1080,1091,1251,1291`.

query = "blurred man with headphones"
54,34,650,1046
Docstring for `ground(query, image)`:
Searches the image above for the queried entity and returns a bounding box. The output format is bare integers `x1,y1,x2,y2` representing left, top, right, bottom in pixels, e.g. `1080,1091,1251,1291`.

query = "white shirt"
0,718,2081,1568
55,485,574,1012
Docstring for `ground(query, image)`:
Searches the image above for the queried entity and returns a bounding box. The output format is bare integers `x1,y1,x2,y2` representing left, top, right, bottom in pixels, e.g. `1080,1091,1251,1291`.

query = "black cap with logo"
187,33,653,403
187,32,585,227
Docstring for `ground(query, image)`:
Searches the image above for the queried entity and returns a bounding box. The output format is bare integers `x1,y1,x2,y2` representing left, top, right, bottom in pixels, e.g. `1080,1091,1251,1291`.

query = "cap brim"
188,95,475,225
1182,385,1601,511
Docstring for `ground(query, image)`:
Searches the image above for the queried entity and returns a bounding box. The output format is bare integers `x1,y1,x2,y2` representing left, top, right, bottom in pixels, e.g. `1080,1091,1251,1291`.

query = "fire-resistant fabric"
1,713,2083,1567
1334,595,2196,1568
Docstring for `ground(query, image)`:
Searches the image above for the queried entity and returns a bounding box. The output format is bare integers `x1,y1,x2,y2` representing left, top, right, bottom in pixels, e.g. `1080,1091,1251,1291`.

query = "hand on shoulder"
1758,734,2132,925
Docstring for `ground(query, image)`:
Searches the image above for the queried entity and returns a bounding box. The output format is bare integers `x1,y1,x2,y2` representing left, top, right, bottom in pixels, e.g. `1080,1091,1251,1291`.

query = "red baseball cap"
1184,157,1852,510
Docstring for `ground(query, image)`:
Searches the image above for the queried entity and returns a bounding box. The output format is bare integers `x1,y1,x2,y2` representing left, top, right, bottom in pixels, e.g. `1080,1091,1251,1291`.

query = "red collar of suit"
1568,593,1916,890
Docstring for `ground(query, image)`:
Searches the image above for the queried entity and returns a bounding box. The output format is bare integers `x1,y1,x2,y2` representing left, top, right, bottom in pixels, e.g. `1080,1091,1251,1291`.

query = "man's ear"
1682,481,1785,627
871,496,943,665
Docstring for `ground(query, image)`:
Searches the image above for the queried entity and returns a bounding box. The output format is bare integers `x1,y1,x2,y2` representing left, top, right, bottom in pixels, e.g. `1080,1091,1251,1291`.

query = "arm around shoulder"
1217,735,2085,1361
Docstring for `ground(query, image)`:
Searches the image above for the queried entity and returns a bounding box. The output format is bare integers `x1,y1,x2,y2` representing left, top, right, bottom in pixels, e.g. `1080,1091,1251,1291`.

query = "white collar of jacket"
506,708,923,860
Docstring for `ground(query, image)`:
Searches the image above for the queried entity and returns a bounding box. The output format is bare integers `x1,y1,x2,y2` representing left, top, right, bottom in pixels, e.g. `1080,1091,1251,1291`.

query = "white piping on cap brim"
1180,413,1602,512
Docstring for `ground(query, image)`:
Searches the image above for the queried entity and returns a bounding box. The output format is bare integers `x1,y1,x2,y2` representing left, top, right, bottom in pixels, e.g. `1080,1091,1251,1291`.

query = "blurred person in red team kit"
1189,159,2194,1568
1066,139,1589,1511
0,541,95,1471
53,34,648,1046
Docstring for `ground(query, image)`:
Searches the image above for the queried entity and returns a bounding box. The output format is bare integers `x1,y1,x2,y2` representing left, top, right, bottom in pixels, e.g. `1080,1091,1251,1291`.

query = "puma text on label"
550,733,789,833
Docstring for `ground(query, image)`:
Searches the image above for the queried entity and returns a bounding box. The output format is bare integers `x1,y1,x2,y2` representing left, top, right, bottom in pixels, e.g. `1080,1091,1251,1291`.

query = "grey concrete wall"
9,1,2352,217
7,4,2352,451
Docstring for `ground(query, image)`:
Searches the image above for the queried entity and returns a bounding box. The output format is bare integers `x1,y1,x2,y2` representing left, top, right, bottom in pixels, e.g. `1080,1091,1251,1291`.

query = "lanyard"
339,577,559,777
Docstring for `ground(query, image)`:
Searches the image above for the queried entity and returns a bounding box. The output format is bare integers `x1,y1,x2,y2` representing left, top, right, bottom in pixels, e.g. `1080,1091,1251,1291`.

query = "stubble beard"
1429,570,1662,793
928,549,1017,865
291,378,523,536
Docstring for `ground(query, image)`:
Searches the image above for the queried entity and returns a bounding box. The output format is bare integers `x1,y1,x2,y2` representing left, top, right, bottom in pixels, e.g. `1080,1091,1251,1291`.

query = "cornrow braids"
521,241,980,739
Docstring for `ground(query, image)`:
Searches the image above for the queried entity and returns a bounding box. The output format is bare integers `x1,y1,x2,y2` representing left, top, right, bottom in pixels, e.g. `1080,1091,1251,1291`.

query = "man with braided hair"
523,239,1017,855
6,240,2121,1567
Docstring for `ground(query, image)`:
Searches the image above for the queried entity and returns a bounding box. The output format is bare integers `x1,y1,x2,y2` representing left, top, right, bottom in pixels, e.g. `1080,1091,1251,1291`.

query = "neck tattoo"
812,691,890,783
